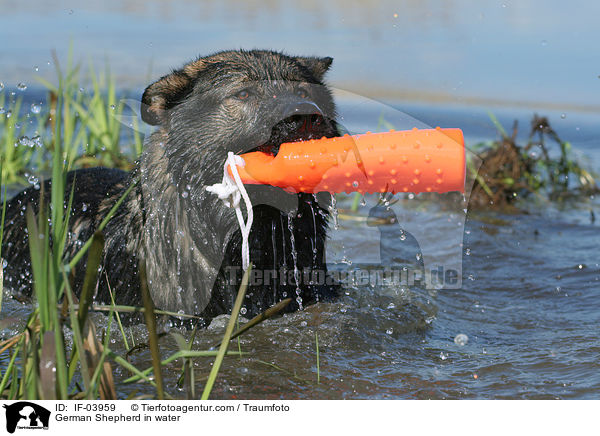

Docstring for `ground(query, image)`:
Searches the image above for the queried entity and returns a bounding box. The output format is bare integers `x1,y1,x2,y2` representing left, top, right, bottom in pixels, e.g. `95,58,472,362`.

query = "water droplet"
110,104,116,110
399,230,406,241
17,82,27,91
541,39,548,47
386,328,393,335
34,65,39,72
386,302,396,309
0,82,4,91
560,113,566,119
181,191,189,198
0,108,4,114
19,136,35,147
6,110,12,118
30,103,41,114
240,307,247,315
454,333,469,346
439,352,448,361
465,248,471,256
82,204,88,212
68,9,74,14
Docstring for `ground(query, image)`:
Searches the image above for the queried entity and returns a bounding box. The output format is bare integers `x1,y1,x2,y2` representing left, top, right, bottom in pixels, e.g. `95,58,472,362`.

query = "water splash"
329,194,339,230
399,229,406,241
307,201,318,265
279,215,287,269
287,211,302,309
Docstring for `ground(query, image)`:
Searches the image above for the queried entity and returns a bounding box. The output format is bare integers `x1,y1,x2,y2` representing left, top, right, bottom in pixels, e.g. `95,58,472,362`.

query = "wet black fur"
2,50,341,326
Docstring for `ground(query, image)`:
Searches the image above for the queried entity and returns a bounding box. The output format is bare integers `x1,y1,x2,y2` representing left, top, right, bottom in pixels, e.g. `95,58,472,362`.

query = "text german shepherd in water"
2,50,341,325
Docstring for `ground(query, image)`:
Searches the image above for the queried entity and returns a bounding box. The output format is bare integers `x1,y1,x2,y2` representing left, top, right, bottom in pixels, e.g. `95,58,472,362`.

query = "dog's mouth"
249,112,336,156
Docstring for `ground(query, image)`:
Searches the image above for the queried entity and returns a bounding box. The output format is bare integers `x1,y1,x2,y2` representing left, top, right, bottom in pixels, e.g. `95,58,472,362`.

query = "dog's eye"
296,88,309,99
236,90,250,100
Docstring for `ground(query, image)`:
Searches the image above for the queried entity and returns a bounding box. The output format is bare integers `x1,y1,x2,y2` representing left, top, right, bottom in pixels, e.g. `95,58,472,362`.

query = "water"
190,194,599,400
1,0,600,399
2,121,599,399
2,0,600,111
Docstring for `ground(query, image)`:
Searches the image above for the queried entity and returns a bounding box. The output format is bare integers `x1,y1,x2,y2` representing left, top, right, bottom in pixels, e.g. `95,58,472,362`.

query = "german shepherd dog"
2,50,340,326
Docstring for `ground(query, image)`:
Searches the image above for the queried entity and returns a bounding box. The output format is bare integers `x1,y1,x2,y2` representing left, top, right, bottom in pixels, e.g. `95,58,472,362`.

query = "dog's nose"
284,101,323,118
282,101,325,131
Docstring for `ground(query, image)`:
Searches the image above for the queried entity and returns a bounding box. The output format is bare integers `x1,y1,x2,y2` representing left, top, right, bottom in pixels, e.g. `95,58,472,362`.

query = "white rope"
206,152,253,270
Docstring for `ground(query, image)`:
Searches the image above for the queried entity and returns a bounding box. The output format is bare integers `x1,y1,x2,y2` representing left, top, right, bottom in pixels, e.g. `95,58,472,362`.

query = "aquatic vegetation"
468,113,598,210
0,51,141,187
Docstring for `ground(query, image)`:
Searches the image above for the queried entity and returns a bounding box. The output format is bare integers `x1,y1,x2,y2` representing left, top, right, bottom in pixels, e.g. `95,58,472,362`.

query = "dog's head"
141,50,338,158
138,51,339,316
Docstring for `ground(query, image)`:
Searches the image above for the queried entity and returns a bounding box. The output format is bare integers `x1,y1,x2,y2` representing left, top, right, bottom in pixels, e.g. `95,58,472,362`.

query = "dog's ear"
141,63,203,125
295,56,333,80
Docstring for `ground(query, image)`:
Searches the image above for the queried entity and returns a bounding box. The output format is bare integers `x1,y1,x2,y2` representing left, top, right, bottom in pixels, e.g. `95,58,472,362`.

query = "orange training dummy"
228,128,465,194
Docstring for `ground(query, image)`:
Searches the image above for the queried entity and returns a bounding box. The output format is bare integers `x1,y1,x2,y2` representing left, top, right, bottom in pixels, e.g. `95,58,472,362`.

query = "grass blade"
138,261,164,400
77,232,105,330
211,297,292,349
315,331,320,384
39,331,57,399
201,265,251,400
83,322,116,400
67,179,137,271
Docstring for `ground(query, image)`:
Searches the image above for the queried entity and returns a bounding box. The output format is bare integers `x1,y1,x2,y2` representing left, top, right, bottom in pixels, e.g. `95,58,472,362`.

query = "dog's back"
2,167,129,299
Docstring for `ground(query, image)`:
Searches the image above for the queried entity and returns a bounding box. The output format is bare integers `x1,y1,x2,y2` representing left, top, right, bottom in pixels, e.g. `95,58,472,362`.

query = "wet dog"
2,50,340,325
